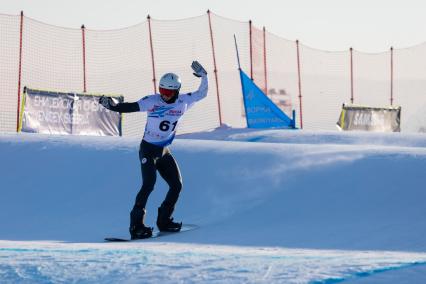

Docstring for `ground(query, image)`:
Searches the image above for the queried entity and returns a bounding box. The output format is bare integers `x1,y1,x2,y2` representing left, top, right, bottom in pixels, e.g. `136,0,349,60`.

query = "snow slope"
0,129,425,283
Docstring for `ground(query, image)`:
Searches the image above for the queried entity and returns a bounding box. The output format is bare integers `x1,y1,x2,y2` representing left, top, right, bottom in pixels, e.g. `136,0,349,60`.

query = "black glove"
191,61,207,78
99,96,113,110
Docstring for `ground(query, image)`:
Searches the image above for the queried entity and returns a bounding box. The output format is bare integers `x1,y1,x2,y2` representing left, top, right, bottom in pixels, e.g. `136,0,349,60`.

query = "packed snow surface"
0,129,425,283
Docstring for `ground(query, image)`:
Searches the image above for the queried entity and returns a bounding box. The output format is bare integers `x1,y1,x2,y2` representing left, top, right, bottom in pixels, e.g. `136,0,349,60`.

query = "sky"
2,0,426,52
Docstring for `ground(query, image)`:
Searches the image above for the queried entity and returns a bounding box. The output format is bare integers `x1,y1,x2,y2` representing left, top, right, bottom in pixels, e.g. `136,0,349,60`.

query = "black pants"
132,140,182,212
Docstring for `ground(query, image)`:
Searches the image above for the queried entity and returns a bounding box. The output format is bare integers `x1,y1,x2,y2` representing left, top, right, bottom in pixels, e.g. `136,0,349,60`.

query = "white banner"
337,104,401,132
20,88,123,136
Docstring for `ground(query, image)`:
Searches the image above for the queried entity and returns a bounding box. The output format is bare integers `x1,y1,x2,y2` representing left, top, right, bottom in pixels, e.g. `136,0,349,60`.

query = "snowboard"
104,224,199,242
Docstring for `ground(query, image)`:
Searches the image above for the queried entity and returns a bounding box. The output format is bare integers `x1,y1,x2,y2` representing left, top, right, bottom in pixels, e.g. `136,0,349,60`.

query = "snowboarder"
99,61,208,239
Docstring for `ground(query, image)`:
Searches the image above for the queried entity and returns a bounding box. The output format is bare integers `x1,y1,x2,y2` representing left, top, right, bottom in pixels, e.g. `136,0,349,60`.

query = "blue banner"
239,70,295,128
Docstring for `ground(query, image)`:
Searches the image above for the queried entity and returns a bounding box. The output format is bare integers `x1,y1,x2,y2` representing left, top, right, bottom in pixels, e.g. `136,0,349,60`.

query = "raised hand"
191,61,207,78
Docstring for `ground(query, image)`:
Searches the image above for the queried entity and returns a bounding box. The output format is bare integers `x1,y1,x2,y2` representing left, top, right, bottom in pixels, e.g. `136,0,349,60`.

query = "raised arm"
190,75,208,102
187,61,208,102
99,96,140,113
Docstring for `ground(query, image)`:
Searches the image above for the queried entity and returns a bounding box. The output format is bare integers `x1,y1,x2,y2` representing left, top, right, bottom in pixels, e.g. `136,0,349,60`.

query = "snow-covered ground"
0,129,425,283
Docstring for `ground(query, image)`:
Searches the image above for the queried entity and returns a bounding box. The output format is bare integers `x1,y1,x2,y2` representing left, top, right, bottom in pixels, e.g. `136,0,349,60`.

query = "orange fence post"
81,25,87,93
16,11,24,132
296,40,303,129
207,10,223,126
147,15,157,94
350,47,354,104
263,26,268,96
390,47,394,106
249,20,253,80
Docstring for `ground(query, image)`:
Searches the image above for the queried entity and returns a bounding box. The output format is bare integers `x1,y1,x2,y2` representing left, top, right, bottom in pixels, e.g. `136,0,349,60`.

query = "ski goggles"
159,87,179,98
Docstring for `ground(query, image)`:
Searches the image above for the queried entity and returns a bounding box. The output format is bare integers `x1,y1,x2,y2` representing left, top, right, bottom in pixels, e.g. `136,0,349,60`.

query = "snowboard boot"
156,205,182,232
129,208,153,240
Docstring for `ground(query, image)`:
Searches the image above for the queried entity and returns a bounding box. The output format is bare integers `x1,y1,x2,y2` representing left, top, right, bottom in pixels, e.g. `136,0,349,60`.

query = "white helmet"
159,73,181,90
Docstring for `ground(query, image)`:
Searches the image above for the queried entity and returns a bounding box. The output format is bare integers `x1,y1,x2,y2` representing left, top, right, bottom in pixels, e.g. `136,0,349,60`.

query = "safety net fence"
1,11,425,134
